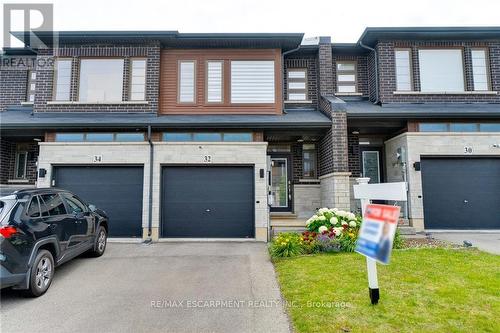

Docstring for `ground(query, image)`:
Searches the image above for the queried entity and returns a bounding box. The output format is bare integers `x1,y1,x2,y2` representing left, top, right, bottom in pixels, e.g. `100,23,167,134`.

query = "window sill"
8,179,30,183
335,93,363,96
47,101,149,105
393,91,498,95
298,179,320,183
284,100,313,104
20,102,34,105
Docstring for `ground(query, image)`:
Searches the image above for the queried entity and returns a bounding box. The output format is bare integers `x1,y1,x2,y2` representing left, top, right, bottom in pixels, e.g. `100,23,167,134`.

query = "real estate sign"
355,204,401,265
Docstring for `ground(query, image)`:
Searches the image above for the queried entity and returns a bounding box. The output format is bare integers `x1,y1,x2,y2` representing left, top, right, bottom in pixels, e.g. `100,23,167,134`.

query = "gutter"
359,41,379,105
281,45,302,113
144,125,154,244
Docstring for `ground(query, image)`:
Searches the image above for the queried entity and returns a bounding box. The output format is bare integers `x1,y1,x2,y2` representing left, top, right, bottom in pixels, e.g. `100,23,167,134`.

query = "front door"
269,156,292,212
361,148,383,183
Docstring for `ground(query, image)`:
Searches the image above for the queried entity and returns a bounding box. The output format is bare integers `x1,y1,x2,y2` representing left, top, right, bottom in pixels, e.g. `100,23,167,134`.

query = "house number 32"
203,155,212,163
464,146,473,154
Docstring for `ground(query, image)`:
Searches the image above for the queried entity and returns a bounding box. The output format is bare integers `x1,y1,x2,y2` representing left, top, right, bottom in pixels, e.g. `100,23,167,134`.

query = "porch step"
271,226,306,237
398,226,417,235
270,212,298,219
270,218,307,227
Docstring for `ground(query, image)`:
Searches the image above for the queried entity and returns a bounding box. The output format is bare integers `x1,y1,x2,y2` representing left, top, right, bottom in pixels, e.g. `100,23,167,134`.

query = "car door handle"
464,200,468,204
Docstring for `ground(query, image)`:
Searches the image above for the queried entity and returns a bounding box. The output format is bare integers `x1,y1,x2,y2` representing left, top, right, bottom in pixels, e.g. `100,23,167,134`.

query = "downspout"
281,45,302,113
145,125,154,243
359,41,379,105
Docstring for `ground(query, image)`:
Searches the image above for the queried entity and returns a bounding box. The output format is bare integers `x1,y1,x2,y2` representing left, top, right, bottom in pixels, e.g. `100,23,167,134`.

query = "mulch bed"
402,237,462,249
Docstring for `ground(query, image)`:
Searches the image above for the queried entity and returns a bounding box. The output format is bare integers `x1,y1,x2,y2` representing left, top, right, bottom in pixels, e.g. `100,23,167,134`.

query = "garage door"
161,166,254,238
53,166,144,237
421,157,500,229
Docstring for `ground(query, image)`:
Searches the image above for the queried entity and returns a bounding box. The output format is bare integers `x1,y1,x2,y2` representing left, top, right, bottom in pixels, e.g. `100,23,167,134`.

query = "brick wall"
377,40,500,104
348,133,360,177
0,67,29,111
284,55,319,108
34,43,161,113
332,55,369,97
318,38,335,97
0,140,39,184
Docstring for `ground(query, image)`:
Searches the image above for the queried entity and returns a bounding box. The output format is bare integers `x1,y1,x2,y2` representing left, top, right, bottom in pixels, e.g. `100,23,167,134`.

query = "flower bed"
269,207,402,258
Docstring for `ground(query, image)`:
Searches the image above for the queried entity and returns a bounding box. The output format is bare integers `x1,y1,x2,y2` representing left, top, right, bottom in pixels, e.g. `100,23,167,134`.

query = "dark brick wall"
0,140,39,184
34,43,161,113
377,40,500,104
318,39,335,97
0,66,29,111
332,55,369,97
284,55,319,108
367,50,378,102
348,133,360,177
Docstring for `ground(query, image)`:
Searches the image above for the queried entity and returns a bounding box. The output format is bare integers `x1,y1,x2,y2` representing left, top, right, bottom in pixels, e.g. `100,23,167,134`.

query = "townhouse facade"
1,27,499,241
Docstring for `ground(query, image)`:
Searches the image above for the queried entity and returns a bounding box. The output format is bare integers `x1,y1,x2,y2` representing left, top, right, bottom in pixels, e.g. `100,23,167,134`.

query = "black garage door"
161,166,254,238
421,157,500,229
54,166,144,237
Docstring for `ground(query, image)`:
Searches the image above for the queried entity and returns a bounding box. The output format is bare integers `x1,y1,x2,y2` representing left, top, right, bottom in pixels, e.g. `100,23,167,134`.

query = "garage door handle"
464,200,468,203
205,209,211,212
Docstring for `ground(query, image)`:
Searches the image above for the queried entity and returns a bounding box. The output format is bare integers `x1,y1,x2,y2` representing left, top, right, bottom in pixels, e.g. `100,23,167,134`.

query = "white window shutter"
179,61,195,103
231,61,275,103
207,61,223,102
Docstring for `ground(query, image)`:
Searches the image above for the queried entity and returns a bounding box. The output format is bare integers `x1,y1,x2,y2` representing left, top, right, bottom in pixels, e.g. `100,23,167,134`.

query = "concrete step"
398,226,417,235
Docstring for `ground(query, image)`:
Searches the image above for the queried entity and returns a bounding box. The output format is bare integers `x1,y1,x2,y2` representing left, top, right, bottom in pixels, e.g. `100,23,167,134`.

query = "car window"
40,194,67,216
39,197,50,217
27,196,41,218
62,194,87,214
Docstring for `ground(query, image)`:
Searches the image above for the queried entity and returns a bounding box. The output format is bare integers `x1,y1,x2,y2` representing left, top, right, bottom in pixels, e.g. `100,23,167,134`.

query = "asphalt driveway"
430,232,500,255
1,242,291,333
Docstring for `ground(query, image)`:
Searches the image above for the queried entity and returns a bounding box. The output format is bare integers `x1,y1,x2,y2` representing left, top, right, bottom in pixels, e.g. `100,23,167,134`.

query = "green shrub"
269,232,304,258
393,228,404,249
338,232,358,252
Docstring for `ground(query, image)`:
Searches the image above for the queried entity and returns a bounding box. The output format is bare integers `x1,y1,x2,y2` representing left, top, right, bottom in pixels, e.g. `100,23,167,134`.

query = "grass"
273,248,500,333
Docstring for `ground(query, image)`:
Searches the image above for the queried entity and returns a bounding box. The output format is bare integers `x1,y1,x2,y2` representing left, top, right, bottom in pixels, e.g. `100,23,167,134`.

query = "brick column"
318,36,335,97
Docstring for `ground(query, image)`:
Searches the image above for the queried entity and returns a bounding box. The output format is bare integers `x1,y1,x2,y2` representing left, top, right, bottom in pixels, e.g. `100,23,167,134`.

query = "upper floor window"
206,61,223,103
53,58,72,101
79,59,124,102
418,49,464,92
471,49,490,91
130,58,147,101
55,132,144,142
231,61,275,103
287,69,308,101
163,132,253,142
178,60,196,103
336,62,357,93
394,49,412,91
26,70,36,102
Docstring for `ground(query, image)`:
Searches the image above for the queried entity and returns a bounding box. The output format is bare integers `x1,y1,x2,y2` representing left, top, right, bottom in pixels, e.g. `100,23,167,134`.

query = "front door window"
270,158,288,208
362,151,381,184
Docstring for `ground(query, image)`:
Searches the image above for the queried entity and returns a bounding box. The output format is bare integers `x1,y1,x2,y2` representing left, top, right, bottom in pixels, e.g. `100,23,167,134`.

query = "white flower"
318,226,328,233
334,227,343,235
341,221,348,226
330,208,339,212
347,212,356,221
336,211,348,218
329,216,338,225
349,221,357,228
310,215,318,220
319,216,326,221
318,208,329,215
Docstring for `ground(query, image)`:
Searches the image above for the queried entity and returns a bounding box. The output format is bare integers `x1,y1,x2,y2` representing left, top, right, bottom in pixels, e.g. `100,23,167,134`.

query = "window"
14,151,28,179
55,133,144,142
418,49,464,92
336,62,357,93
27,196,41,218
179,61,196,103
287,69,307,101
231,61,275,103
162,132,253,142
54,59,72,101
419,123,448,132
26,70,36,102
62,194,87,214
40,194,67,216
395,49,412,91
206,61,223,103
449,123,478,132
471,49,490,91
130,58,147,100
79,59,124,102
302,144,317,179
479,123,500,132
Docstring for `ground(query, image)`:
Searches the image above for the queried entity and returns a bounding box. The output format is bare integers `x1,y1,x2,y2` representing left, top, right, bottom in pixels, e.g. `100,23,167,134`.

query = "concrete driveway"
430,232,500,255
1,242,291,333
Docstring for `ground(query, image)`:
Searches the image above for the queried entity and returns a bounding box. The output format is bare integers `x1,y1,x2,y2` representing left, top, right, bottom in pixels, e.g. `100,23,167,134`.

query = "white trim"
426,230,500,234
284,100,313,104
107,238,143,243
335,92,363,96
393,91,498,95
47,101,149,105
20,101,34,105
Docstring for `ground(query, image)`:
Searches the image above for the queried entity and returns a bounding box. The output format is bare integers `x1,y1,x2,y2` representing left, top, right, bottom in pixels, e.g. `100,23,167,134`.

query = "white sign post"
353,177,407,305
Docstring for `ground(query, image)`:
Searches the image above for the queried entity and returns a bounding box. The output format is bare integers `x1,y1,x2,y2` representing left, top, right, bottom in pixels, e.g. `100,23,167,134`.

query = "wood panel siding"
159,49,283,115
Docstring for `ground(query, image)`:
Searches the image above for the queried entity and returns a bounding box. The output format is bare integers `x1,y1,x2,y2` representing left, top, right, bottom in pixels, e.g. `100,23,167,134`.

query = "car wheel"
25,249,54,297
90,226,107,257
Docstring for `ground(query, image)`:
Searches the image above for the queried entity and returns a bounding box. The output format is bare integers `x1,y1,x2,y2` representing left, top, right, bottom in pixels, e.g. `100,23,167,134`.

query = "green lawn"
273,248,500,333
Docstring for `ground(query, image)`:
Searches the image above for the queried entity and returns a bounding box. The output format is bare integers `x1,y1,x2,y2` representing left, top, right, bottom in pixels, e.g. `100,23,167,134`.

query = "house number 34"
464,146,473,154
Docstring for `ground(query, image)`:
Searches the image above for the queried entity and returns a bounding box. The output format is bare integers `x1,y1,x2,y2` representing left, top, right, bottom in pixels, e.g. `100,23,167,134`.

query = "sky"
2,0,500,47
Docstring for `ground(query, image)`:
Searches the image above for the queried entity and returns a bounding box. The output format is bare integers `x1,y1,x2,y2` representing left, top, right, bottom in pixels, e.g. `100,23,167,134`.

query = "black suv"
0,188,108,296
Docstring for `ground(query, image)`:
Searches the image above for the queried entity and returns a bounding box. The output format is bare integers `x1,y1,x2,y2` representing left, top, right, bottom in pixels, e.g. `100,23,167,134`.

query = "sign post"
353,177,407,305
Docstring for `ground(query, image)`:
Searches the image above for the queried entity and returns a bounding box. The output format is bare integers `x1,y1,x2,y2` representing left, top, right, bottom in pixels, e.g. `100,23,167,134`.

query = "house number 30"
464,146,473,154
203,155,212,163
